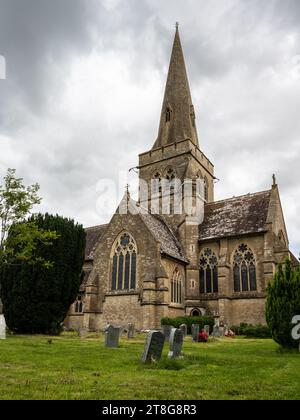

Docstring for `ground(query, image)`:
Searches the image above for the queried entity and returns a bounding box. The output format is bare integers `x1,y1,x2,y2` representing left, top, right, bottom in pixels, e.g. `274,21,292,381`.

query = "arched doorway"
190,308,202,317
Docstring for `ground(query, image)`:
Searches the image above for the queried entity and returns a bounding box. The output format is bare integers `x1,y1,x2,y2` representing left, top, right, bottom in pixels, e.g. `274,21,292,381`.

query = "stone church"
65,27,298,331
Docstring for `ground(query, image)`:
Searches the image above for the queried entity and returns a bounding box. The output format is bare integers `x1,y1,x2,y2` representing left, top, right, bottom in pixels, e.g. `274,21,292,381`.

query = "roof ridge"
207,189,272,206
85,223,108,231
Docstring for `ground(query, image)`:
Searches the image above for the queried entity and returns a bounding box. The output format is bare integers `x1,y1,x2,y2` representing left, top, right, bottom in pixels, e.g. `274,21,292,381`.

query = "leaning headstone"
179,324,187,338
141,331,165,363
0,315,6,340
204,325,210,336
104,325,120,348
168,328,184,359
212,325,220,338
162,325,173,342
127,323,135,339
191,324,200,341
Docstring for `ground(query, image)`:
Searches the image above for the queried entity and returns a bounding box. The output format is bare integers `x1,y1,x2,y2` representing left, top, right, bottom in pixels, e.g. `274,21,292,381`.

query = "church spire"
153,25,199,149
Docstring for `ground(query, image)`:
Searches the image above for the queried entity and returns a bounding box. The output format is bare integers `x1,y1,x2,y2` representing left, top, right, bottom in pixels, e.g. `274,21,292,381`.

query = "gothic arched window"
199,249,218,294
171,267,183,304
74,295,84,313
233,244,257,292
111,233,137,291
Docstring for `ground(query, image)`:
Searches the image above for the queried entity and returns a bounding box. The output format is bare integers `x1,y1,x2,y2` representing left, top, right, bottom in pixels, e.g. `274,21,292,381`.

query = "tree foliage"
0,169,57,265
266,259,300,349
0,213,86,334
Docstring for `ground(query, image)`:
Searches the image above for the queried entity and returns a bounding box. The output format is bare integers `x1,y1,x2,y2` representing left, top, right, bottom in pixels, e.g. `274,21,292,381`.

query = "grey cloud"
0,0,299,255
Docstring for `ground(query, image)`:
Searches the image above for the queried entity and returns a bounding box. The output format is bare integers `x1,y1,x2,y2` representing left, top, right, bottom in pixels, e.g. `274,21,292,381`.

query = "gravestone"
162,325,173,342
141,331,165,363
104,325,120,348
219,326,225,337
179,324,187,338
168,328,184,359
204,325,210,336
191,324,200,341
78,327,88,338
213,325,220,338
0,315,6,340
127,323,135,339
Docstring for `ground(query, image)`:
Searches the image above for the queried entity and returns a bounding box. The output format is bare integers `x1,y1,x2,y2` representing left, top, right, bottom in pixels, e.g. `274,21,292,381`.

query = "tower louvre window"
233,244,257,292
111,233,137,291
199,249,218,294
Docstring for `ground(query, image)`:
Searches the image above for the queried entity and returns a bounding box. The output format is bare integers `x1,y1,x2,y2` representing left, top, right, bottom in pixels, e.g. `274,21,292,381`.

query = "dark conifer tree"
266,259,300,349
0,214,86,335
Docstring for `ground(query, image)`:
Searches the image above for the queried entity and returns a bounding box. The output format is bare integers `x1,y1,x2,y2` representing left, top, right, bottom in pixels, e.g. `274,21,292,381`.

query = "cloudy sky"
0,0,299,255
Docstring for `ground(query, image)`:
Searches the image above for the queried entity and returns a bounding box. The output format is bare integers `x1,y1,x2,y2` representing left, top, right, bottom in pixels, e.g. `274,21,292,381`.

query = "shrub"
161,316,214,334
266,259,300,349
231,323,271,338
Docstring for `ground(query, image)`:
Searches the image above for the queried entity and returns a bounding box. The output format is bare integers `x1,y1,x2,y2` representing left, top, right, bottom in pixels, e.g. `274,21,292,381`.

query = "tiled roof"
85,224,108,261
199,190,271,241
140,213,188,263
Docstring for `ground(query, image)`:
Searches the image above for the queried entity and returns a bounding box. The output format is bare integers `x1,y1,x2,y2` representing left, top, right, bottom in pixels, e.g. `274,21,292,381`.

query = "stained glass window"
111,233,137,291
199,249,218,294
233,244,257,292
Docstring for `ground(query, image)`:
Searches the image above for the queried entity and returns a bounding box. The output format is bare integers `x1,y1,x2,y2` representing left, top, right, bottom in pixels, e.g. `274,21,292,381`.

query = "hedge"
230,323,271,339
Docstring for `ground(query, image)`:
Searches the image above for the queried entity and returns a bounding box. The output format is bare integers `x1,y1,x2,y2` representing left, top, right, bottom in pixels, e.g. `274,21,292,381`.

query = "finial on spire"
175,22,179,30
272,174,277,188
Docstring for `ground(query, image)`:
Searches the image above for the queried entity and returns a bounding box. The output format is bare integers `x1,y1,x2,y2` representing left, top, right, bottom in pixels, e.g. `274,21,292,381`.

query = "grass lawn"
0,332,299,400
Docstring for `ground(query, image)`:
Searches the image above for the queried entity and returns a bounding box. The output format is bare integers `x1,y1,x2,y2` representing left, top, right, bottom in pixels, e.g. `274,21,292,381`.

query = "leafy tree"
266,259,300,349
0,169,57,265
0,213,86,334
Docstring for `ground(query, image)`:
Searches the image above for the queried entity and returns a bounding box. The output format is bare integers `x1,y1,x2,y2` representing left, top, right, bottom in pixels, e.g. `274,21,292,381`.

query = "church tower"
138,25,214,226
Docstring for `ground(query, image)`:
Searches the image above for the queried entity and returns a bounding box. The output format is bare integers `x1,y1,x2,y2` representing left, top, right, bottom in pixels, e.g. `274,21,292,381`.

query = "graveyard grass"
0,333,300,400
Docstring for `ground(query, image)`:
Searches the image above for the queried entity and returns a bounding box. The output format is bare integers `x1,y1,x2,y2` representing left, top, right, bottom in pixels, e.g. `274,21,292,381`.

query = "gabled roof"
199,190,272,241
85,224,108,261
140,213,188,263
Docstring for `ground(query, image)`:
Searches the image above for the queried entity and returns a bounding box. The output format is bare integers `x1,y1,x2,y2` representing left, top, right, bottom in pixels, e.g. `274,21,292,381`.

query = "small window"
166,107,171,122
74,295,84,313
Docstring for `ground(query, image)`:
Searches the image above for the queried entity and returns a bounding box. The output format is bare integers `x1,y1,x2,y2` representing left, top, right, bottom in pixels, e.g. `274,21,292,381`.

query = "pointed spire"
153,25,199,149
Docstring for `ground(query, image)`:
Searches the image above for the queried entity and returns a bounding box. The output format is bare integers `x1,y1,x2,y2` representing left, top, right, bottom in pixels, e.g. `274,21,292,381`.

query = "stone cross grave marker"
191,324,200,341
168,328,184,359
0,315,6,340
141,331,165,363
162,325,173,342
104,325,120,348
127,323,135,339
179,324,187,338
